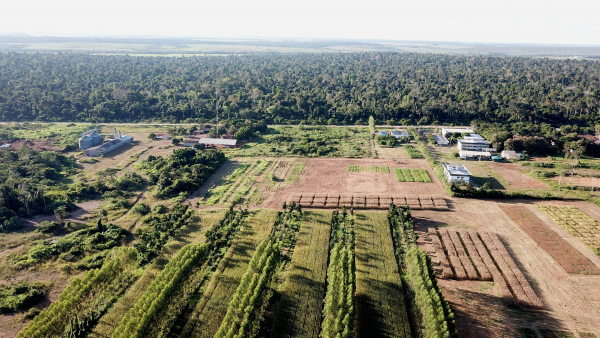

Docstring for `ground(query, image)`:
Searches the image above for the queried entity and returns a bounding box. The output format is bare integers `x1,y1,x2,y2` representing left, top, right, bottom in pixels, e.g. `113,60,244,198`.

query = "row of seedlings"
427,228,454,279
312,193,327,208
366,196,379,209
388,205,458,338
480,232,544,308
111,243,209,338
289,194,449,211
18,248,139,338
321,209,356,338
432,195,449,210
213,203,304,338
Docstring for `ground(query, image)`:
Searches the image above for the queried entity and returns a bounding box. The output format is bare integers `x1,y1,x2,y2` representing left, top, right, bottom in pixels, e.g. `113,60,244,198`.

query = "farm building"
390,130,411,139
501,150,521,160
459,150,491,160
440,127,474,136
0,143,10,148
198,138,238,148
457,136,491,152
433,134,449,146
78,128,102,150
84,134,133,157
155,134,170,140
442,163,472,183
197,128,212,134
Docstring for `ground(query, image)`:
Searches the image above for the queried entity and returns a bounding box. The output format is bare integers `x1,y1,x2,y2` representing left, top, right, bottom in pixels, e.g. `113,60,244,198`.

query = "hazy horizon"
2,0,599,46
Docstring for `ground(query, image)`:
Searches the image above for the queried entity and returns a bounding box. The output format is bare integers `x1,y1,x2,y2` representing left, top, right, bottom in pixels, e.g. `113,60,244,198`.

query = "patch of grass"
404,145,423,159
287,162,306,183
347,165,390,173
394,168,430,183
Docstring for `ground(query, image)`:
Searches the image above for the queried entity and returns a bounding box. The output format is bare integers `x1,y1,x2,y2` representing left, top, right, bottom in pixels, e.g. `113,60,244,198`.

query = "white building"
440,127,474,136
390,130,411,139
199,138,238,148
457,138,491,151
459,150,491,160
85,134,133,157
442,163,472,183
433,134,449,146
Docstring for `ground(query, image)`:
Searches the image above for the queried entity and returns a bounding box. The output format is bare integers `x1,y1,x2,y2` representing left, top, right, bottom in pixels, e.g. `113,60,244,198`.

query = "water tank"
91,132,101,146
79,136,93,149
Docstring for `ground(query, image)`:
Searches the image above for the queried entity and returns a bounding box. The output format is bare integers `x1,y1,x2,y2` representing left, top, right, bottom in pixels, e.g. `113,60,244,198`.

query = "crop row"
438,228,468,279
479,232,544,308
269,210,332,338
387,205,457,338
214,240,280,338
427,228,454,279
111,243,209,338
182,209,278,338
394,168,432,183
203,162,253,205
321,210,355,338
404,145,424,159
466,230,513,302
18,248,138,338
289,193,448,210
456,230,492,281
537,205,600,256
347,165,390,173
355,212,412,337
501,205,600,275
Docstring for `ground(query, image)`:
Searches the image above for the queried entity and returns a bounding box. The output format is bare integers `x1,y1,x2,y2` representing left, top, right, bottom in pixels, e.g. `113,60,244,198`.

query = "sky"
1,0,599,45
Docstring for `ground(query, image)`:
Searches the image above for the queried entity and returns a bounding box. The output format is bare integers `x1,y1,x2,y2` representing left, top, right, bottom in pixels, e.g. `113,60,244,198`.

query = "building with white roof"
442,163,472,183
440,127,474,136
457,138,491,152
199,138,238,148
390,130,411,139
433,134,449,146
459,150,491,160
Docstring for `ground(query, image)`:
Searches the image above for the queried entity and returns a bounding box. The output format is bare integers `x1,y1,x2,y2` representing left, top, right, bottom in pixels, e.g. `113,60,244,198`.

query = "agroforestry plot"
537,205,600,256
347,165,390,173
288,193,448,210
500,205,600,275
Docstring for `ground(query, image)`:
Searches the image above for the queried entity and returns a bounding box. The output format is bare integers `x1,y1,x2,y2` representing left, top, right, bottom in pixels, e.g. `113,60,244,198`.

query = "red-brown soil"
487,163,549,190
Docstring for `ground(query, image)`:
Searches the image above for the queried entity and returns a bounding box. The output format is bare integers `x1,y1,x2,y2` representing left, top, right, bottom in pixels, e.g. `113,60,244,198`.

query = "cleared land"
263,158,443,208
500,205,600,275
413,200,600,336
270,210,331,338
537,205,600,255
354,212,411,337
487,163,549,190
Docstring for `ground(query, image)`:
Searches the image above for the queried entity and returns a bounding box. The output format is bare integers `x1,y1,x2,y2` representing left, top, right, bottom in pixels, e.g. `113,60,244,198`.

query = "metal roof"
442,163,472,176
199,138,237,146
433,134,449,144
391,130,410,137
457,139,490,145
459,150,491,156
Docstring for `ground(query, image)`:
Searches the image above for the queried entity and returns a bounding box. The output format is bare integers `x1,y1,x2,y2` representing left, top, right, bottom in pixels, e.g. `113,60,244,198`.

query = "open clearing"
413,199,600,337
486,162,549,190
262,157,444,208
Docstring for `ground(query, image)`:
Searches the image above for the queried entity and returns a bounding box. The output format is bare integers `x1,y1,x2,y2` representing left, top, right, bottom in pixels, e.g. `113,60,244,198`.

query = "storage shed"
501,150,521,160
198,138,238,148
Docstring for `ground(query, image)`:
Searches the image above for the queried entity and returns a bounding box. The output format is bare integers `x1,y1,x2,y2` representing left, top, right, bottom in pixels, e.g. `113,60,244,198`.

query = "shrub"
132,203,150,215
0,282,48,313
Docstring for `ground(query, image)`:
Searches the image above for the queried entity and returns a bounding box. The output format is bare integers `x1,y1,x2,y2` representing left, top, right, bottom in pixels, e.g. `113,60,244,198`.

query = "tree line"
0,52,599,127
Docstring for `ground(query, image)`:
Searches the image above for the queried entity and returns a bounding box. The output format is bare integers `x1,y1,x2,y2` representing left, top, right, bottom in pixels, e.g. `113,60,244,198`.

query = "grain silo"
79,135,93,149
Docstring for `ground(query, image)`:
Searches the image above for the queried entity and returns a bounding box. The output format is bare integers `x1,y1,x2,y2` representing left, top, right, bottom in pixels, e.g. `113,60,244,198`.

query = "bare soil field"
413,199,600,336
556,176,600,188
0,139,62,152
486,162,549,190
262,157,445,208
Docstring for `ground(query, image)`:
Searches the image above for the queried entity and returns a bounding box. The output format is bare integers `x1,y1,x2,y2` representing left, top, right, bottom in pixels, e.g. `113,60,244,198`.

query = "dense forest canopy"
0,52,599,127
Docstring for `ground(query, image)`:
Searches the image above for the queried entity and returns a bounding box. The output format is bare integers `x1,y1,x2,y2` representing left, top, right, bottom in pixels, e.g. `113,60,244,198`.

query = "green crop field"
270,210,332,338
394,168,432,182
347,165,390,173
354,212,411,337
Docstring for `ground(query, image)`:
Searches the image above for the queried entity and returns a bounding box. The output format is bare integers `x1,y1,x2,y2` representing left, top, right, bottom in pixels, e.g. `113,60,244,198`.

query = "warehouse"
440,127,474,136
198,138,238,148
84,134,133,157
459,150,491,160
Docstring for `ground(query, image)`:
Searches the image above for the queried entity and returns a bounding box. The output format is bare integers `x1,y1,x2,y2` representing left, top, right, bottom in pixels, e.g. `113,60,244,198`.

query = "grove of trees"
1,52,599,127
